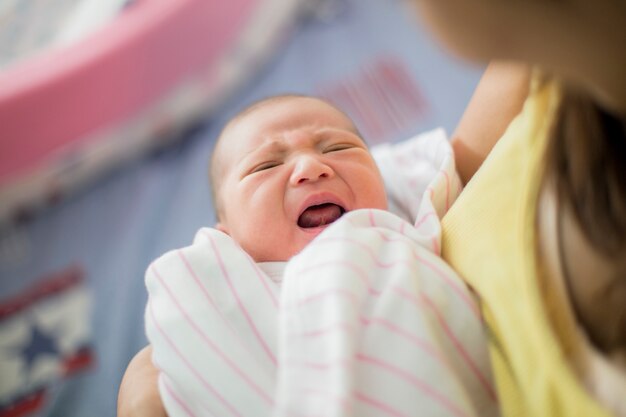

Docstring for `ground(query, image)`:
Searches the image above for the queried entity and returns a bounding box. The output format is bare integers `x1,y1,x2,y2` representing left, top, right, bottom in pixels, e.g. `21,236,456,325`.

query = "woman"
432,0,626,415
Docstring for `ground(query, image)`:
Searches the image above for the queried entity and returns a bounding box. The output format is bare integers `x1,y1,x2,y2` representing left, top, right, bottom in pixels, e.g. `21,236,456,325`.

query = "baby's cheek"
362,179,388,209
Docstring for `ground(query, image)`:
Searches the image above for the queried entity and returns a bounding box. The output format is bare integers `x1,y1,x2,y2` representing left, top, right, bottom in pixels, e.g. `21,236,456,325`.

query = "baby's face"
215,97,388,262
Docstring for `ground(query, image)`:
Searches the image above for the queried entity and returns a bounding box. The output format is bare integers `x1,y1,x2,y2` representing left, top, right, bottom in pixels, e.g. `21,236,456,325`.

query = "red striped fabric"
145,130,499,416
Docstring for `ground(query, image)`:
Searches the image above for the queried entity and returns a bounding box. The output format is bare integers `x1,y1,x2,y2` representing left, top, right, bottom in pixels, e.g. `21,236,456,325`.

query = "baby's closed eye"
323,143,357,153
250,161,282,174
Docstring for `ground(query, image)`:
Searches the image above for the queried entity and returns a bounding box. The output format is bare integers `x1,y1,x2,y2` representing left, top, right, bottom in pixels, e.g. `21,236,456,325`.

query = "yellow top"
441,76,612,417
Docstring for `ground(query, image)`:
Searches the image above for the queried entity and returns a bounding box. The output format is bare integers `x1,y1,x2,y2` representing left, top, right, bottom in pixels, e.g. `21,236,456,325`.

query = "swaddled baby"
125,94,498,417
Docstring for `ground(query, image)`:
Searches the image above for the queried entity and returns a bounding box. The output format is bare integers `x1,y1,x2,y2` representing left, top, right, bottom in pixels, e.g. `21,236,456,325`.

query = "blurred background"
0,0,483,415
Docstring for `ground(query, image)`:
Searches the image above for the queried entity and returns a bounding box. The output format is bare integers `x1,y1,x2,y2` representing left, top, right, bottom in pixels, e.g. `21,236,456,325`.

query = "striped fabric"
145,129,499,417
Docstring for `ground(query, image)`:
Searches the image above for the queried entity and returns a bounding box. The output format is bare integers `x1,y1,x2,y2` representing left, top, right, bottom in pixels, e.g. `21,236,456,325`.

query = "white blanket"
145,130,499,417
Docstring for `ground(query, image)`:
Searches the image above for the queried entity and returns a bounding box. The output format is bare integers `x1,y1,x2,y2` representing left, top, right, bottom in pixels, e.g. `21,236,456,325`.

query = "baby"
209,94,388,262
119,94,496,417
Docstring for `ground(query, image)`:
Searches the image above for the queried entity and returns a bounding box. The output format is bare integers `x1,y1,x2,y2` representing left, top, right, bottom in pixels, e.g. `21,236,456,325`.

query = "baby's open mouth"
297,203,345,228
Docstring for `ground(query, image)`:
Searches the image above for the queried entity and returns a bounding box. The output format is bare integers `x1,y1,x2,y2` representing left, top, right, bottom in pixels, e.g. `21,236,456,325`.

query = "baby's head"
209,95,388,262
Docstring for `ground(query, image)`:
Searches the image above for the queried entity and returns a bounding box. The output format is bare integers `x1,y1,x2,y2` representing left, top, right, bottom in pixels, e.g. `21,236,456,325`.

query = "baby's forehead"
214,96,362,167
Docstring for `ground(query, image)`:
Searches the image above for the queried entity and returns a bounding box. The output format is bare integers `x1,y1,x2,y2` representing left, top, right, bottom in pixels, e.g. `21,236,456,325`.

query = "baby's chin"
249,233,320,263
247,243,303,263
248,220,341,262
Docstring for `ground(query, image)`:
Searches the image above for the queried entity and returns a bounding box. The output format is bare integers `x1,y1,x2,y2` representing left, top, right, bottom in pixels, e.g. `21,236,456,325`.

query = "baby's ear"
215,222,229,235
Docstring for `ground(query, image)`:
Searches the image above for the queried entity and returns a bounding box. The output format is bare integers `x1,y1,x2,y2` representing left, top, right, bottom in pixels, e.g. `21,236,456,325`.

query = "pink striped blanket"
145,130,499,417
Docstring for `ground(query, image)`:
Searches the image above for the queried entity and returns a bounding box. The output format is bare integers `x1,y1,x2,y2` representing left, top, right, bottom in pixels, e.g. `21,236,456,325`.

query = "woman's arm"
117,345,167,417
452,61,531,185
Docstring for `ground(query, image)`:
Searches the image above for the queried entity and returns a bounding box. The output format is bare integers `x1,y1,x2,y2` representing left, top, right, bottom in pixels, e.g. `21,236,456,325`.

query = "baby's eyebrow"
240,138,278,153
256,139,287,154
313,126,365,144
242,126,362,161
315,126,359,136
241,140,287,161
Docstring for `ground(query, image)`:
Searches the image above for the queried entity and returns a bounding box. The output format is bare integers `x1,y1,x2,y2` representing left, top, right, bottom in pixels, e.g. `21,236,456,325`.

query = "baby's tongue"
298,203,343,228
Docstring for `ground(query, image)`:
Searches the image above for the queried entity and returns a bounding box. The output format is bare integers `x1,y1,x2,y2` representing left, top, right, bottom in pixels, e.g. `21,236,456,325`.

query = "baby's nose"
290,155,334,185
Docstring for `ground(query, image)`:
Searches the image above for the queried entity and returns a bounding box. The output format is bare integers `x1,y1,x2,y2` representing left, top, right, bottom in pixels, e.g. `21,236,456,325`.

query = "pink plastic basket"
0,0,301,223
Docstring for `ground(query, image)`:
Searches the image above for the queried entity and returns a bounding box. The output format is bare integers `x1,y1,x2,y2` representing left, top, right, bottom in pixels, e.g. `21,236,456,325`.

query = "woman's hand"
117,345,167,417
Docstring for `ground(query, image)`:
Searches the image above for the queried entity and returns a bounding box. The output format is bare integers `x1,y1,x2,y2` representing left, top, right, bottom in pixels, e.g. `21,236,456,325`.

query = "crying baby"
209,94,389,262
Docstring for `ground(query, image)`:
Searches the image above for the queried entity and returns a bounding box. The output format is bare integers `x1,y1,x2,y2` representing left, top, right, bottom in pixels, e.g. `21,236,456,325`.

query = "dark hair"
544,81,626,352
